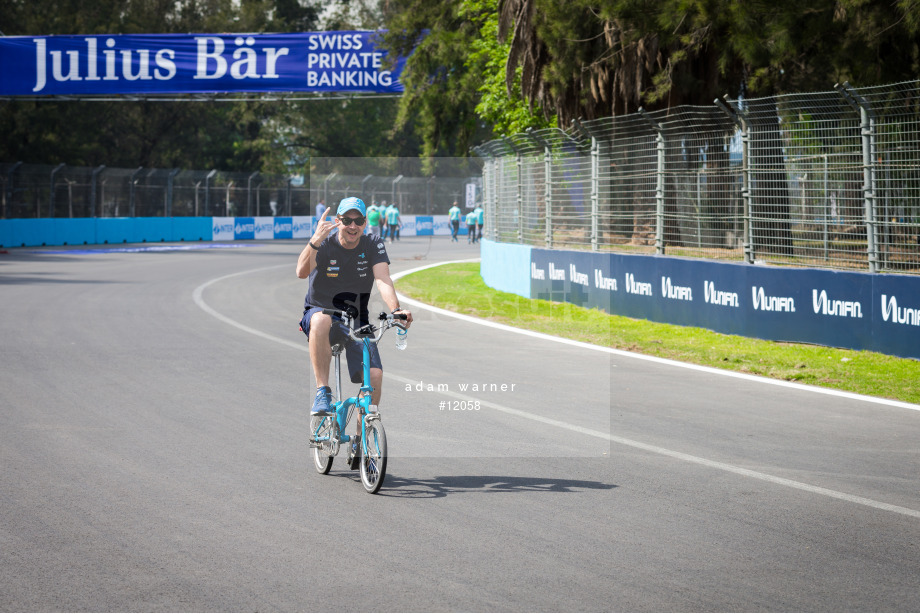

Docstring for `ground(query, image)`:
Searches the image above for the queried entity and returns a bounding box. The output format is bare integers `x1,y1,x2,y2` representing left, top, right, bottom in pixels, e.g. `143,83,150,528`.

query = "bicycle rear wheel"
359,419,387,494
311,415,335,474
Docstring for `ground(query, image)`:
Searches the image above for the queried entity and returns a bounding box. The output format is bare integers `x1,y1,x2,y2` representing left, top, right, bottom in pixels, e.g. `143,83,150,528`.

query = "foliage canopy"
2,0,919,172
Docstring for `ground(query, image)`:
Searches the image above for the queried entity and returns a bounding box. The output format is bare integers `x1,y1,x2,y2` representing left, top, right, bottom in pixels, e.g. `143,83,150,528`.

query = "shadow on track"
362,473,618,499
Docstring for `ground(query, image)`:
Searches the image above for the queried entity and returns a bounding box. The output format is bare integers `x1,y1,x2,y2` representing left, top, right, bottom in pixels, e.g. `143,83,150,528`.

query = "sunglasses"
338,216,366,226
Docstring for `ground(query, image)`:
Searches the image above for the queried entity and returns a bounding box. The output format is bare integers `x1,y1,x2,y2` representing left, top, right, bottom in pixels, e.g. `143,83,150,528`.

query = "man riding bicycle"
297,196,413,419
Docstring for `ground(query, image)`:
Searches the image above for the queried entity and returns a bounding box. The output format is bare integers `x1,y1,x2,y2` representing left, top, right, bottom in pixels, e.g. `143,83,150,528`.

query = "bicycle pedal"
348,452,360,470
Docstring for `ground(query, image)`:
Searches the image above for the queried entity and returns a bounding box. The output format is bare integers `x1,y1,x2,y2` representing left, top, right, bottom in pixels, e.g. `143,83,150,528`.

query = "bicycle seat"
330,343,344,355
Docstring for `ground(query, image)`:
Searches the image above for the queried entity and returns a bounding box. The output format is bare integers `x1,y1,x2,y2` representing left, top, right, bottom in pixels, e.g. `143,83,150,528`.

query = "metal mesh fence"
1,159,481,221
313,173,472,215
309,158,482,216
0,163,314,219
475,80,920,274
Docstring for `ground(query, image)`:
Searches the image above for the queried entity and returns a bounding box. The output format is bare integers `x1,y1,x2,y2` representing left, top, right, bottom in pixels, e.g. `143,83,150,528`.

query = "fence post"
286,178,292,216
90,165,105,218
716,99,754,264
391,175,403,210
822,154,829,262
544,145,553,248
204,169,217,217
836,82,879,273
167,168,180,217
362,174,374,208
323,172,337,208
129,166,143,217
516,151,524,244
489,158,498,241
590,136,600,251
475,149,498,242
49,163,65,218
639,109,665,255
247,171,259,216
654,130,665,255
500,138,524,244
6,161,22,219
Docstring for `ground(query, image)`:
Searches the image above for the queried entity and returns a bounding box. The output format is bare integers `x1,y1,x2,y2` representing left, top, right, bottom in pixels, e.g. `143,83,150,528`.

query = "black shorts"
300,307,382,384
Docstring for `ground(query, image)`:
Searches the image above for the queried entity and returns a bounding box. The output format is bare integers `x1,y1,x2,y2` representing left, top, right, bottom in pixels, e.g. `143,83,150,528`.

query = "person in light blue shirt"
473,204,484,242
465,210,477,244
315,200,326,224
448,201,462,242
385,203,401,243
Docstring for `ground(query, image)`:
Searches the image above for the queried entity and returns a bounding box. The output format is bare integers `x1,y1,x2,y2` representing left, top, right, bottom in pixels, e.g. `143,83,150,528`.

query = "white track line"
193,260,920,519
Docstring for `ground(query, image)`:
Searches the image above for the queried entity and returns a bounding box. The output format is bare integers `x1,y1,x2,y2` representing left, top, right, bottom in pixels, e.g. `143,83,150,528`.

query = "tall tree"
378,0,501,162
498,0,920,125
493,0,920,255
461,0,554,136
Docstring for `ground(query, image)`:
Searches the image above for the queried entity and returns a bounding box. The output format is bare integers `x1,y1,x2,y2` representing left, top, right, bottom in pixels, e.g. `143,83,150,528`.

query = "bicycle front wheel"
311,415,335,475
359,419,387,494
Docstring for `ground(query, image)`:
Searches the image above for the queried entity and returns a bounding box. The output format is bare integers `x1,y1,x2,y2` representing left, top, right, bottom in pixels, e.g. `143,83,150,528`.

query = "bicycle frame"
312,310,402,458
328,336,376,454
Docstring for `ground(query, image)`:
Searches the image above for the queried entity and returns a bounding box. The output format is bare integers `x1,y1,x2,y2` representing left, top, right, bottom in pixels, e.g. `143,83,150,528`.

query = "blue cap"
337,196,366,217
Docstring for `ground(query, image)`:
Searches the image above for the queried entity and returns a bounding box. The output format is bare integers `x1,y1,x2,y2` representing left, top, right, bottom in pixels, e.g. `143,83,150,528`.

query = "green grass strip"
398,262,920,405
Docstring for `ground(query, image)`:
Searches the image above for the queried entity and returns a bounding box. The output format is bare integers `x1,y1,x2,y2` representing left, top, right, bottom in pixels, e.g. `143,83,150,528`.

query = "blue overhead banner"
0,31,406,96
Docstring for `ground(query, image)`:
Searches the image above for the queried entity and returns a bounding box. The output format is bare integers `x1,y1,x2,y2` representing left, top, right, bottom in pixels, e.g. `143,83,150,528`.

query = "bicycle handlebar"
321,308,407,343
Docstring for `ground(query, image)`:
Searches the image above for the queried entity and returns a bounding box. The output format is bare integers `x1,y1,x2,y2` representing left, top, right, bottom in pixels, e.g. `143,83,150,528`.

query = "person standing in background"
465,209,477,244
386,202,401,243
367,202,382,239
315,200,326,224
448,201,461,242
474,203,484,243
380,200,389,241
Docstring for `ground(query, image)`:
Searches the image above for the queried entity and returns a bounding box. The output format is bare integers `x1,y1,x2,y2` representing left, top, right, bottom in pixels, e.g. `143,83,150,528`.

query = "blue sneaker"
311,386,333,415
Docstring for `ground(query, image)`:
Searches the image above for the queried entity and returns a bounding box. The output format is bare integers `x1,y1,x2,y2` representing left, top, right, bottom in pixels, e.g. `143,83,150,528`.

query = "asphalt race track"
2,236,919,612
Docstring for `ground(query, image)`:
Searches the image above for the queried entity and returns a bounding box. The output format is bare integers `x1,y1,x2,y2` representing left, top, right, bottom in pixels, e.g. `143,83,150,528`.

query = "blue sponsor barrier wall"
0,214,463,247
273,217,293,239
173,217,213,242
1,216,289,247
415,216,434,236
1,217,215,246
96,218,137,244
483,239,920,360
234,217,255,240
481,239,532,299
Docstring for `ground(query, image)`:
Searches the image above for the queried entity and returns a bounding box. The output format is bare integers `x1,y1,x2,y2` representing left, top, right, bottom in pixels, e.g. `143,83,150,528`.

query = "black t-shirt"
304,231,390,323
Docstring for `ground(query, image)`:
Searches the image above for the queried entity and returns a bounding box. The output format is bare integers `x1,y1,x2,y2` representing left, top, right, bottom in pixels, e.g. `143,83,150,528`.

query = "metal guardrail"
473,80,920,274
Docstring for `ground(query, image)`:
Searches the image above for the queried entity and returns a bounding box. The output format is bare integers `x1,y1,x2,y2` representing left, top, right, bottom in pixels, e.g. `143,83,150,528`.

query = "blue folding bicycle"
309,308,408,494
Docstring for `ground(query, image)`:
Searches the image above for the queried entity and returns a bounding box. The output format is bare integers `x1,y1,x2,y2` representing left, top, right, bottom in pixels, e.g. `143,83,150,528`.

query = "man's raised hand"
313,205,336,244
